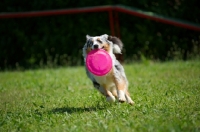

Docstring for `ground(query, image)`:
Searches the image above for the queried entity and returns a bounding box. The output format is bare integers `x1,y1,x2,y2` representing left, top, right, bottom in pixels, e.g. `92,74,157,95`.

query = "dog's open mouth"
101,46,105,49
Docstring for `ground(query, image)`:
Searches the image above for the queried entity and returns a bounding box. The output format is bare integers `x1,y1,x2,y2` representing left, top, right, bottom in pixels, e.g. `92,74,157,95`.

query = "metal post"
109,10,115,36
114,11,121,39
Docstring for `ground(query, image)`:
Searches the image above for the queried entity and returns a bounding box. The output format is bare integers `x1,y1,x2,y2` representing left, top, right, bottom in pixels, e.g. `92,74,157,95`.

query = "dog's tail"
108,36,124,62
108,36,123,54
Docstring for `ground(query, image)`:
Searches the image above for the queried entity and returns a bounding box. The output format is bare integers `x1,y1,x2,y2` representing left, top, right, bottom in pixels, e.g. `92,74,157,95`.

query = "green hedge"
0,0,200,69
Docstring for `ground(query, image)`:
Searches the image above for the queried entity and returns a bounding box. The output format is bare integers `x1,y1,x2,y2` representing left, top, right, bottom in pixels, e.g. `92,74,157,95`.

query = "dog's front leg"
114,78,127,103
101,85,115,103
125,90,135,105
106,90,116,103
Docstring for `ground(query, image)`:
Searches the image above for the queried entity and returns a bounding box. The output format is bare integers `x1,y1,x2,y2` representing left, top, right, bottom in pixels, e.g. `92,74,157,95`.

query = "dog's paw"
125,95,135,105
118,90,126,103
128,100,135,105
106,96,116,103
118,97,126,103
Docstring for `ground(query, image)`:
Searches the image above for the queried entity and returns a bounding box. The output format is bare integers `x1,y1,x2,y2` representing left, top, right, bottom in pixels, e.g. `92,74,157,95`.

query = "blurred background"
0,0,200,70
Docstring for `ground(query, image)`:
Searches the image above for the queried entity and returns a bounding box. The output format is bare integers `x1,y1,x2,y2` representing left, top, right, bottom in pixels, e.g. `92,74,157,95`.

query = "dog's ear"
108,36,123,54
86,35,91,40
101,34,108,39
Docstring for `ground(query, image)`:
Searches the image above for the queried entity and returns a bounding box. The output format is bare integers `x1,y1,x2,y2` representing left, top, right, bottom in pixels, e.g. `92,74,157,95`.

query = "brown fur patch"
86,47,92,54
115,79,126,91
112,71,126,91
112,89,118,97
105,68,126,91
104,89,113,97
125,90,130,96
102,68,114,89
101,42,110,52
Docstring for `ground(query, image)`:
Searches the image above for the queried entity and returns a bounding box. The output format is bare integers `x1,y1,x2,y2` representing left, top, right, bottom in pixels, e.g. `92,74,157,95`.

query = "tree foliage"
0,0,200,69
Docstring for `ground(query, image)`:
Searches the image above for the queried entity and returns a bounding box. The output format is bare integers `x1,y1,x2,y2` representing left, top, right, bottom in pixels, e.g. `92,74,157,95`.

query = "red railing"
1,5,200,37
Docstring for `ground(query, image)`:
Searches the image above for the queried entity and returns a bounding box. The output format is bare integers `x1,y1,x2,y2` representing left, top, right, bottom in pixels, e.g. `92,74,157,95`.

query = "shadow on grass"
51,106,106,114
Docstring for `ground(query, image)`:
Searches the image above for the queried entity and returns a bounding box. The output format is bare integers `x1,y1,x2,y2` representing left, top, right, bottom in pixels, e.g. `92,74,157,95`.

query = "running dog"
82,34,134,105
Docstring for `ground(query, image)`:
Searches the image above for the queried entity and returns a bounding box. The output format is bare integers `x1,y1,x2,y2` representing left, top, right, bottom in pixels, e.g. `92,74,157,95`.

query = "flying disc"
86,49,112,76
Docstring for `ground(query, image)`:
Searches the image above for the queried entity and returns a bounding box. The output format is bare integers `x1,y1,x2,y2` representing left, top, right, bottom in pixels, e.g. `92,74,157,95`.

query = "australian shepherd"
82,34,134,105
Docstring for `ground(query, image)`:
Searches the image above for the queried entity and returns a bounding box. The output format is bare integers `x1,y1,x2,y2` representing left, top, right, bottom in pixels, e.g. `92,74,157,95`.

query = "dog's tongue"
86,49,112,76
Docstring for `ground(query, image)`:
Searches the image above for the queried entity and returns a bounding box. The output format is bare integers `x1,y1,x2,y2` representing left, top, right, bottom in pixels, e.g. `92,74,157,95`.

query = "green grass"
0,61,200,132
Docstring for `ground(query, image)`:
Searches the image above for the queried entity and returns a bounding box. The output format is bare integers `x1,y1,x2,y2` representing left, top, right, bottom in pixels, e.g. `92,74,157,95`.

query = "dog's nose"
93,45,99,49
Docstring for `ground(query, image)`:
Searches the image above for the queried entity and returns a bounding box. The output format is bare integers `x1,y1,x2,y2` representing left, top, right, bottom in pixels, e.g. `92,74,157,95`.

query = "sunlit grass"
0,61,200,132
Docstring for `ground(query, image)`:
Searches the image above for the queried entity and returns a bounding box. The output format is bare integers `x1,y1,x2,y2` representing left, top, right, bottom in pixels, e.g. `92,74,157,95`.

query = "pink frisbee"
86,49,112,76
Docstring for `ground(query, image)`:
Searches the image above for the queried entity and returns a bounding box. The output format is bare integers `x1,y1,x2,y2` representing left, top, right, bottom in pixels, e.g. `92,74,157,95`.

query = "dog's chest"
92,71,115,88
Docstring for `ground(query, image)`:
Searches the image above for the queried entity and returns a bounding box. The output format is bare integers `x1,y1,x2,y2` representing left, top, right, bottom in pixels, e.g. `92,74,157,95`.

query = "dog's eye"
97,39,102,44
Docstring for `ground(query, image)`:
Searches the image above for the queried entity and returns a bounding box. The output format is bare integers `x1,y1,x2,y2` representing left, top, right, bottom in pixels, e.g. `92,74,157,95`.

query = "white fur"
106,96,116,102
118,90,126,102
113,44,121,54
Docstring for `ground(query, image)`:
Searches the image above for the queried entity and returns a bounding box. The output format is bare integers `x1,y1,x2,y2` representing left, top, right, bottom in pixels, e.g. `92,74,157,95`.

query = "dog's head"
82,34,123,58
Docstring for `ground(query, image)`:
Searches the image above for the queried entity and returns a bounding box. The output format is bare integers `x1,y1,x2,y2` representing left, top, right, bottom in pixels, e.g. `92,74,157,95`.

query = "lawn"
0,61,200,132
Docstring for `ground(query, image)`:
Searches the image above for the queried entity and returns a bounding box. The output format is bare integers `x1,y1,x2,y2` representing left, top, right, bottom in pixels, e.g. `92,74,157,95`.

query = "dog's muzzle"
93,44,99,49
